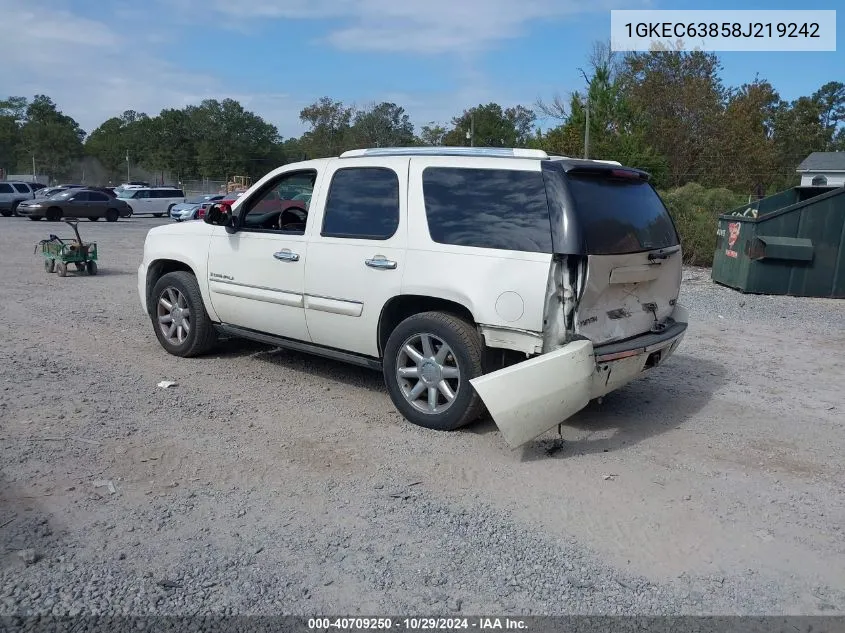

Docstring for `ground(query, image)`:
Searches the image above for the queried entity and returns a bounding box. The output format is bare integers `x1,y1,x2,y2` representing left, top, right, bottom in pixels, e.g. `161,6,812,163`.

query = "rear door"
564,170,682,345
303,158,409,357
87,191,110,218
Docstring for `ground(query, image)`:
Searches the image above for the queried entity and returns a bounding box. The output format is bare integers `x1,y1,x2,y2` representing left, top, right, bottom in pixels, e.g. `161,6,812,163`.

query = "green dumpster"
711,185,845,298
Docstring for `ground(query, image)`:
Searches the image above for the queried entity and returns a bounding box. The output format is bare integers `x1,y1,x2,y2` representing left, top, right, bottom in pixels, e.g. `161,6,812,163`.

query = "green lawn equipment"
37,220,98,277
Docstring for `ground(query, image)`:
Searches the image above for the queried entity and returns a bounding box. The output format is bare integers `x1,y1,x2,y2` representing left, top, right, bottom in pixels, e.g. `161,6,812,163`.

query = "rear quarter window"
13,184,30,193
422,167,552,253
565,173,679,254
0,184,14,193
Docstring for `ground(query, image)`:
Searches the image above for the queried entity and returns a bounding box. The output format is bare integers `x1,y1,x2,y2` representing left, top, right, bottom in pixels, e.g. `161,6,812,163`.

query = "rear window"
565,173,679,254
422,167,553,253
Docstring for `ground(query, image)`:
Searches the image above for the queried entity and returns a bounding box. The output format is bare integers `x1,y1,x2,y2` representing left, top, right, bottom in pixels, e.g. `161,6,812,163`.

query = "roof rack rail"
340,147,549,159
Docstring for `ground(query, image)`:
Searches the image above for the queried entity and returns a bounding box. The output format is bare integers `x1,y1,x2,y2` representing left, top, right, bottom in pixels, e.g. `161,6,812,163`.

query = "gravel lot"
1,216,844,617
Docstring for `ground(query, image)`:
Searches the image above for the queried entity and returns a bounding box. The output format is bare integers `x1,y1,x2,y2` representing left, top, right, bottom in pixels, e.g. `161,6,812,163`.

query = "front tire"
383,311,485,432
105,209,118,222
29,216,42,221
150,271,217,357
89,216,100,221
46,207,62,222
153,213,164,218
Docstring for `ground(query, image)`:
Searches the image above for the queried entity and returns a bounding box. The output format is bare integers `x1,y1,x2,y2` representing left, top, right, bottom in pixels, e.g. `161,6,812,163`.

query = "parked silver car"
170,194,226,222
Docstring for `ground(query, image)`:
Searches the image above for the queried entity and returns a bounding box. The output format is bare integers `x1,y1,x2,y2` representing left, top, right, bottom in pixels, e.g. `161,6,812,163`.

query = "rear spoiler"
554,159,651,182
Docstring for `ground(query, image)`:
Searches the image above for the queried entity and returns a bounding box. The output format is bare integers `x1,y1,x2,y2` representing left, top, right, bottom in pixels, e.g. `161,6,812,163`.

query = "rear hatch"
561,166,682,346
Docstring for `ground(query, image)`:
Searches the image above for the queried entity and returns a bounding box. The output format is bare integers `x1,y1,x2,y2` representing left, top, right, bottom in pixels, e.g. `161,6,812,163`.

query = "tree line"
1,45,843,195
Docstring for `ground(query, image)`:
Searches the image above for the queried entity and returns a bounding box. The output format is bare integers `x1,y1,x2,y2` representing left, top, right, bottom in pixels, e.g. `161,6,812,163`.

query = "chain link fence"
180,179,229,197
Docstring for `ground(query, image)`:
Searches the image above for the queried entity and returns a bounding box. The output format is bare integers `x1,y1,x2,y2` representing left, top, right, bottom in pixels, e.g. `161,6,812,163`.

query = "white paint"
494,291,524,322
470,340,595,448
576,251,682,346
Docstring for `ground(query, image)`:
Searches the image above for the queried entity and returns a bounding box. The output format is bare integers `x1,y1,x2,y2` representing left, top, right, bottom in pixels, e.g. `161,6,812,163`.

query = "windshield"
117,190,136,199
564,173,679,254
50,191,76,200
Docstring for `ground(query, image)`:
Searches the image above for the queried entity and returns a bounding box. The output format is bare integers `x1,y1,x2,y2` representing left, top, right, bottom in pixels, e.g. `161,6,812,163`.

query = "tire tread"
151,271,217,357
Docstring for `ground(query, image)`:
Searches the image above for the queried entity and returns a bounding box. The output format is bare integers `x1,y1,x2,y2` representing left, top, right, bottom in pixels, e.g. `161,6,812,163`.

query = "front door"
206,168,321,342
64,191,92,218
303,158,409,357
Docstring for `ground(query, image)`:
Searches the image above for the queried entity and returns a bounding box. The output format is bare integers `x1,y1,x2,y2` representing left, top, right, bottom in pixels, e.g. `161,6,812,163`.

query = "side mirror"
204,202,234,228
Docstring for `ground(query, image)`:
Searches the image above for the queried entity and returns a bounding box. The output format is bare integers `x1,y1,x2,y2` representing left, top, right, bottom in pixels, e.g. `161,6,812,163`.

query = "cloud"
0,0,309,137
201,0,630,54
0,0,633,142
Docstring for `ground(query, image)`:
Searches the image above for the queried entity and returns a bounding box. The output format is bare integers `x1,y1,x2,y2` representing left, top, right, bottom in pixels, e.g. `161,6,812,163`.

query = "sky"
1,0,843,140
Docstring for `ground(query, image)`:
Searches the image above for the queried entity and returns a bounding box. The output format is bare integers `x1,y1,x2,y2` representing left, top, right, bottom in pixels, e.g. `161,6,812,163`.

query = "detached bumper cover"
471,304,688,448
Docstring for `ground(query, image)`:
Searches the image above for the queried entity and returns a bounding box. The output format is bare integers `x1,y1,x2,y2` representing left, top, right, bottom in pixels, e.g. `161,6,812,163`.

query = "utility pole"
126,149,130,183
32,155,36,181
470,114,475,147
584,97,590,160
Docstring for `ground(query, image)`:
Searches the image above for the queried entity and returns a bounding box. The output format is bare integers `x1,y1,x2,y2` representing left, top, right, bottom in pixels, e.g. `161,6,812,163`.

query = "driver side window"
241,170,317,234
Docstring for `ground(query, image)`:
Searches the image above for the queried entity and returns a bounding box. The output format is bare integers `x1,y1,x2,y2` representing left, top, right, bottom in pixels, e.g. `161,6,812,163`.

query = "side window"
13,184,30,193
321,167,399,240
73,192,90,201
0,184,13,193
422,167,553,253
240,170,317,234
90,192,109,202
135,190,150,199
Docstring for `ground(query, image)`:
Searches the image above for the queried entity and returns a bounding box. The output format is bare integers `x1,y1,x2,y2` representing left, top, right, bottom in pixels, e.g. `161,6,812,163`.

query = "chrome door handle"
365,256,397,270
273,249,300,262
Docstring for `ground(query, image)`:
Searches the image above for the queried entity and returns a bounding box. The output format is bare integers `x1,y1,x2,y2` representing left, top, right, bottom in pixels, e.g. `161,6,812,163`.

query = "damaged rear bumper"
470,305,688,448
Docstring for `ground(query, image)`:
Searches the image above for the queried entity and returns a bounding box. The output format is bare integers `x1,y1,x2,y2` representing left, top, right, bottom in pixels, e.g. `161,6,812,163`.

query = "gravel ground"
1,217,844,617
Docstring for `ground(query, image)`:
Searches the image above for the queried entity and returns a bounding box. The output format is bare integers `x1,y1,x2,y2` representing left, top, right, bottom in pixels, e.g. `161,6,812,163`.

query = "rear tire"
46,207,62,222
150,271,217,357
153,213,164,218
29,216,42,221
11,201,20,217
383,311,485,432
1,210,12,217
86,261,97,276
89,217,100,221
44,259,55,273
56,261,68,277
105,209,118,222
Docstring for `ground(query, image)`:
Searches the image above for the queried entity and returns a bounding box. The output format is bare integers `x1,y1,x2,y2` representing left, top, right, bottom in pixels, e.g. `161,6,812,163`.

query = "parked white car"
117,186,185,217
138,147,687,447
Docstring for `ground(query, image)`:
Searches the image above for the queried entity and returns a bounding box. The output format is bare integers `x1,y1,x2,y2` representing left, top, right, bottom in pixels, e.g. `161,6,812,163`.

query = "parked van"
117,187,185,217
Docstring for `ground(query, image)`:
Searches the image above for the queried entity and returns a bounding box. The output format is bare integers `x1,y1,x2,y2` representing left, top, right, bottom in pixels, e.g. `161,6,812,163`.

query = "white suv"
0,181,38,216
138,147,688,447
117,186,185,217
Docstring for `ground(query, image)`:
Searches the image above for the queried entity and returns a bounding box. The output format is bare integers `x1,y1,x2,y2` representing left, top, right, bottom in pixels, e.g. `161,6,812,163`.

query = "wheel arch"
145,259,205,316
377,294,477,358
